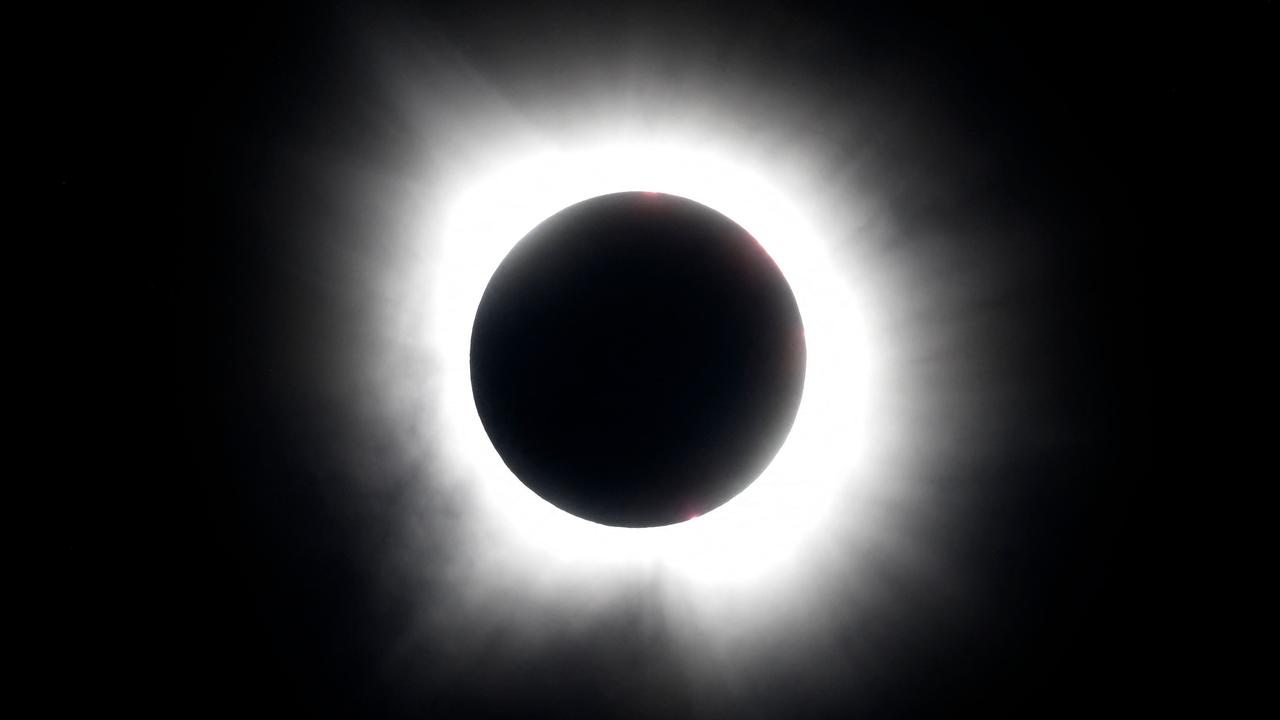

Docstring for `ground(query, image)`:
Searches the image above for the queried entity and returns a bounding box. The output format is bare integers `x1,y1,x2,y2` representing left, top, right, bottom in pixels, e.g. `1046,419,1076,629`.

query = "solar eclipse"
163,2,1155,715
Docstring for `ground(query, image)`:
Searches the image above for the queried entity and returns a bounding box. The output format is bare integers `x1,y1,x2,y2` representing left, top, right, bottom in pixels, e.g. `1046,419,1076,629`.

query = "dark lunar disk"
470,191,806,527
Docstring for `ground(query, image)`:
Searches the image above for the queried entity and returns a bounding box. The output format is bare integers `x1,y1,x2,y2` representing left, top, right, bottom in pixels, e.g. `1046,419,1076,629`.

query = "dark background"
45,0,1263,716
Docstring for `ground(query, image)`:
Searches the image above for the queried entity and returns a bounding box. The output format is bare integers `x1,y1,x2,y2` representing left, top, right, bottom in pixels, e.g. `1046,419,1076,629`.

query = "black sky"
41,0,1251,716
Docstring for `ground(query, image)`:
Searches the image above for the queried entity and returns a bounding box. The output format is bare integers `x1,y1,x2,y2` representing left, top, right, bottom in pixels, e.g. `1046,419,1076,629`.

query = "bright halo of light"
426,135,876,590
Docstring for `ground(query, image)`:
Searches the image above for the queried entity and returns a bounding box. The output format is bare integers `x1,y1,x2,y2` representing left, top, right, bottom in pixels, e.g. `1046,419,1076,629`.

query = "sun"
420,135,877,590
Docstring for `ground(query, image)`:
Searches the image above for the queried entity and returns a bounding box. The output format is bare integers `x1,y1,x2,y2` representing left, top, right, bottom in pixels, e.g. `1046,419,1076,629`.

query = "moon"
470,192,806,527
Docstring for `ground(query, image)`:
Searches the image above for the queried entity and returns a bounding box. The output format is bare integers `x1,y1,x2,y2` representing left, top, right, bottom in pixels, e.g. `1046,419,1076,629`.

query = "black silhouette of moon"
470,191,805,527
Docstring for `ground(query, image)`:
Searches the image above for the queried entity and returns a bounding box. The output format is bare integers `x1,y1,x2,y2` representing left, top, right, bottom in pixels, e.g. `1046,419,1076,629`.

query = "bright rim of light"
427,136,874,589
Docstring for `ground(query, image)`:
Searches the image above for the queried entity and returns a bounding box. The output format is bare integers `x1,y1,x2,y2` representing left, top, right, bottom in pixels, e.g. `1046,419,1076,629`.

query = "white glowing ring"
427,138,873,588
